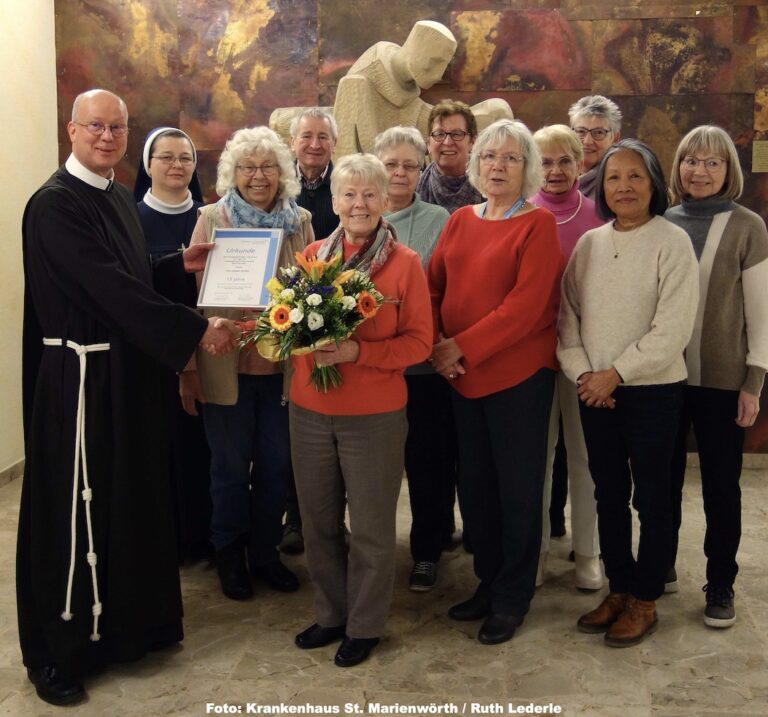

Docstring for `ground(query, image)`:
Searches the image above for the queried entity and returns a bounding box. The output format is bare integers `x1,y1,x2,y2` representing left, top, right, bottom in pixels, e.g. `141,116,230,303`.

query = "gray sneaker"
279,523,304,555
409,561,437,592
703,583,736,628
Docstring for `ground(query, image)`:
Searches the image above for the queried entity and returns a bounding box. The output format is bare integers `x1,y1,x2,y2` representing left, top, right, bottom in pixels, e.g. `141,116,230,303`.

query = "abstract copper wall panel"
593,18,752,96
451,10,592,91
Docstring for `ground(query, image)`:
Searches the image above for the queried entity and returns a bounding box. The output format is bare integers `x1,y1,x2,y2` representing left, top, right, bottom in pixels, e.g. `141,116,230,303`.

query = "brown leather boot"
604,596,658,647
577,592,630,633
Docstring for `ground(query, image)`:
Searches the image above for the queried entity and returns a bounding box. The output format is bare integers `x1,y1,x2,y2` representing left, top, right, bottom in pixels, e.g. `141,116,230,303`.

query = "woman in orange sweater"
428,119,562,645
290,154,432,667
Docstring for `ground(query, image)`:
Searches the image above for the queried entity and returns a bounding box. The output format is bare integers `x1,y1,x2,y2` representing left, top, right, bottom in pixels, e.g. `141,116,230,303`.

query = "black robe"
137,199,213,561
18,165,207,678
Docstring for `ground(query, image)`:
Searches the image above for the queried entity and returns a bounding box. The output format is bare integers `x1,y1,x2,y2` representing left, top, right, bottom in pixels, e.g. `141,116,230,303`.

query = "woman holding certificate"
184,126,314,601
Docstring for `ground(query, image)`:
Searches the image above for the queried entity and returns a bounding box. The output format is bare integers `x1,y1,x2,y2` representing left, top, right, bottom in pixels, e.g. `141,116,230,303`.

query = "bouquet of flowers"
238,252,384,392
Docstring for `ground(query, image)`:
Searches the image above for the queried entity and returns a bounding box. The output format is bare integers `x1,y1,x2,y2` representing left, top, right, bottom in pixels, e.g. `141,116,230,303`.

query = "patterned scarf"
222,189,301,234
316,218,398,276
417,161,483,214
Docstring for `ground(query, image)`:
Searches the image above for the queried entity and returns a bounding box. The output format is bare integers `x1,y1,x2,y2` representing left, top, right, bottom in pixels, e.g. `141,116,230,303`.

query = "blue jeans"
203,373,290,564
580,383,683,601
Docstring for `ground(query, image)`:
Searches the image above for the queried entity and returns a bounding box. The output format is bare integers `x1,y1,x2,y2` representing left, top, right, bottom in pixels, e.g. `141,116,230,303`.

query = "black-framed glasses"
681,156,727,171
572,126,612,141
237,163,279,177
383,161,421,174
430,130,469,142
151,154,195,166
73,121,129,137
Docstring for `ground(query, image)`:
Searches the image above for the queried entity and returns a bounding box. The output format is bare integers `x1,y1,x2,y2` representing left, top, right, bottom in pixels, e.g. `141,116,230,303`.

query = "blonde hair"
532,124,583,163
669,125,743,203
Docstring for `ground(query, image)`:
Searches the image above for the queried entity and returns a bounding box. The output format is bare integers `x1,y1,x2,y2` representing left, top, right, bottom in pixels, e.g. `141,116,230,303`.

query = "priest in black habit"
18,89,238,706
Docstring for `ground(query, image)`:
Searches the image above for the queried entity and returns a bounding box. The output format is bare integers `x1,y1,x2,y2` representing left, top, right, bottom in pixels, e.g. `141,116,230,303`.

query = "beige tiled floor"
1,468,767,716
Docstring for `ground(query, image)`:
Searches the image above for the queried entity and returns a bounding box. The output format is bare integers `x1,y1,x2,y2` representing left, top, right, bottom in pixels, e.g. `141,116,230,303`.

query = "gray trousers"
289,403,407,638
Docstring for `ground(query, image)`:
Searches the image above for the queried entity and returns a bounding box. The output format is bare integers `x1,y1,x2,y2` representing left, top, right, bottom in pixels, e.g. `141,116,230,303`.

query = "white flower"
341,295,357,311
289,307,304,324
282,266,298,278
307,312,324,331
280,288,296,301
306,293,323,307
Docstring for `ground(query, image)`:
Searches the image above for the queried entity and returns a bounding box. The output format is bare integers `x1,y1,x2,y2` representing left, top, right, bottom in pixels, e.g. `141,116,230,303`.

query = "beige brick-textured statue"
269,21,513,158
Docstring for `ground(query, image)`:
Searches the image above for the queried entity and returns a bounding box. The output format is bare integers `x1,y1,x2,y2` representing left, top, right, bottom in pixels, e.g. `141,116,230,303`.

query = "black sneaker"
664,567,679,594
703,583,736,628
409,561,437,592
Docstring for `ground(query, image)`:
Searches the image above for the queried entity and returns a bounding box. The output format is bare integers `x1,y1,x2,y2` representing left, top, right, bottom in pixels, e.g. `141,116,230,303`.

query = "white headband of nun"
142,127,197,173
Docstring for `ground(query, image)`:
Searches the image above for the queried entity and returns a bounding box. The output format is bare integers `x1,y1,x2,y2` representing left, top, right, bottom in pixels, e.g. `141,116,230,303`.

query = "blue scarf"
222,189,301,234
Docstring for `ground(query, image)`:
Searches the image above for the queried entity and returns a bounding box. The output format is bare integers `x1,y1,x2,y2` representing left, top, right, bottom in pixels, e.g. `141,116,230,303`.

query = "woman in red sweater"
290,154,432,667
428,119,562,645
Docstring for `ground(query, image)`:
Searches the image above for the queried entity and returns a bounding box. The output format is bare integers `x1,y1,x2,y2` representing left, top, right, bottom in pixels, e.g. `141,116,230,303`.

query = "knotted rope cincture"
43,338,110,641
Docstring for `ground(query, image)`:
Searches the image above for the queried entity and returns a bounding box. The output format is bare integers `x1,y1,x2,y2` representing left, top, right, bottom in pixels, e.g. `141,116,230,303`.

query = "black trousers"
580,383,682,601
670,385,744,587
404,373,458,563
452,368,555,616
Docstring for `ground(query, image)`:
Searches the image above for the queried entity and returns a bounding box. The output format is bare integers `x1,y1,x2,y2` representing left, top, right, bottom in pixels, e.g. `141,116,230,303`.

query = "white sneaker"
536,552,547,587
574,553,603,591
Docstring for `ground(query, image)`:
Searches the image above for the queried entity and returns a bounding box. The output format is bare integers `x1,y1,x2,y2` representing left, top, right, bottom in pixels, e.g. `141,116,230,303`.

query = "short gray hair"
373,126,427,165
669,125,743,203
71,89,127,122
289,108,338,142
568,95,623,134
216,126,300,199
330,153,389,198
467,119,543,199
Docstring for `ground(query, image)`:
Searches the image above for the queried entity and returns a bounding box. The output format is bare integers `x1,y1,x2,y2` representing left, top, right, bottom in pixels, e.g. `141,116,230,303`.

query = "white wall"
0,0,58,478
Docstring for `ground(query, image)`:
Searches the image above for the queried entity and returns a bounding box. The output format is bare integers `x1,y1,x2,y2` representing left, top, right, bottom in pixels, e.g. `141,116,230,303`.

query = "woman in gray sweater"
558,139,698,648
665,125,768,629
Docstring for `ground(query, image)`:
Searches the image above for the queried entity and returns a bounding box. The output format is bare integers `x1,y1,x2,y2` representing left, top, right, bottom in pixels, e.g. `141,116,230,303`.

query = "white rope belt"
43,337,110,641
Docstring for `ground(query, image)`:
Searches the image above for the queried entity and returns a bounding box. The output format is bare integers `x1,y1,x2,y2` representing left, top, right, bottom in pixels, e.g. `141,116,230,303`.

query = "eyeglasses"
74,121,129,137
572,127,612,142
152,154,195,166
681,156,727,171
430,130,469,142
383,161,421,174
479,152,524,167
237,163,278,177
541,157,576,171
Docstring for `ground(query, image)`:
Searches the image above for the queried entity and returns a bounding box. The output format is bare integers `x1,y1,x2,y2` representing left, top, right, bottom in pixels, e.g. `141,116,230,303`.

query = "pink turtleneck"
531,183,604,261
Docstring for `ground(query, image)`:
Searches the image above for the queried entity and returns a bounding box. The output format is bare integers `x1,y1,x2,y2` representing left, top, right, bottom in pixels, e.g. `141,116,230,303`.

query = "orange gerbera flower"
356,291,379,319
269,304,292,332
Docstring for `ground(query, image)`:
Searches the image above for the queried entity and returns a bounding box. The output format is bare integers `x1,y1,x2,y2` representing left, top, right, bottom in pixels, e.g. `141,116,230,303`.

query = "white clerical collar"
65,154,115,191
142,189,194,214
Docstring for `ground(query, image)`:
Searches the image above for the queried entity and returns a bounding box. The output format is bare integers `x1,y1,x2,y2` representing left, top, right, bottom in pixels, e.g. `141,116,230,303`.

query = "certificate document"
197,227,284,308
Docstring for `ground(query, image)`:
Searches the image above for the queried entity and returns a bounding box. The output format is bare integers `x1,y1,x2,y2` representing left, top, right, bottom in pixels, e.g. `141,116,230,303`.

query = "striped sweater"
665,198,768,396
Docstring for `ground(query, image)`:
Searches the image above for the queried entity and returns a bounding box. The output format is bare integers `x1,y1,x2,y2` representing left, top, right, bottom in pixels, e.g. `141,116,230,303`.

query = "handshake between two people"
199,317,241,356
183,243,242,357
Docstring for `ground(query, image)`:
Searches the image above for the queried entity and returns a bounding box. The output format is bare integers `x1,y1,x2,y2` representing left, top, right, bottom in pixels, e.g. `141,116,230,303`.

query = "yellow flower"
266,277,284,296
331,281,344,299
269,304,292,332
335,269,356,285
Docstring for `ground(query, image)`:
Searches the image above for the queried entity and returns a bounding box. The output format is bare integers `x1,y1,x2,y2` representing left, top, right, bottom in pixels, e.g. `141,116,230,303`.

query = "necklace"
556,191,582,225
480,195,526,220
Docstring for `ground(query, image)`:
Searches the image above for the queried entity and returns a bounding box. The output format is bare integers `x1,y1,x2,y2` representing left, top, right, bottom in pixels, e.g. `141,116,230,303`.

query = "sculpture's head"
401,21,457,89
